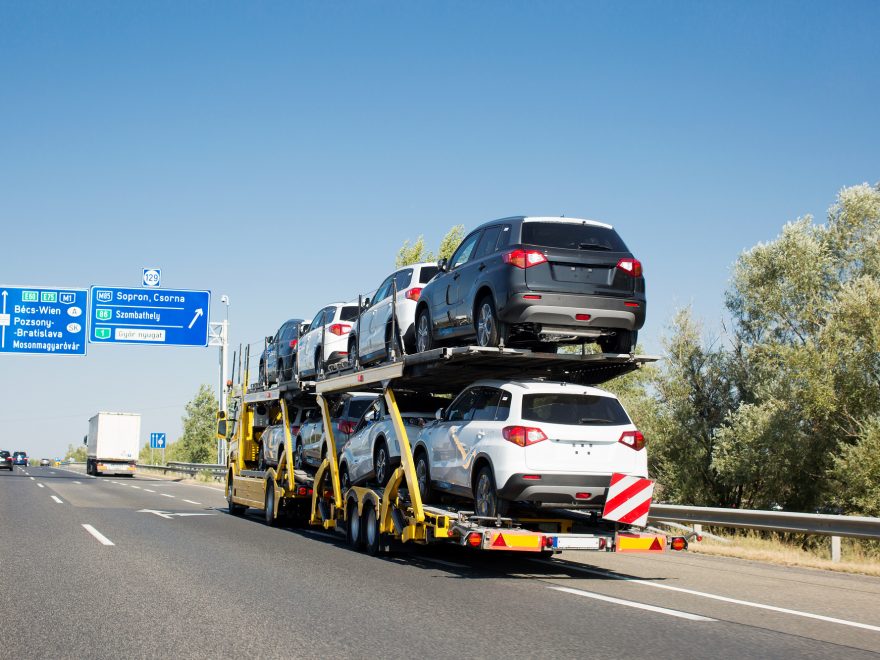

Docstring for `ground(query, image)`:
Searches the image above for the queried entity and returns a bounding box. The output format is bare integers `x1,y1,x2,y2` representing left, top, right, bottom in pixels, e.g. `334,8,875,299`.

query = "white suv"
348,262,439,366
411,379,646,517
296,302,361,376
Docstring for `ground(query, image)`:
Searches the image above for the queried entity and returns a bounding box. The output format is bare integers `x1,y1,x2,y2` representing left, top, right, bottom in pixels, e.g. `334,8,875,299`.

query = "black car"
414,216,646,354
0,450,12,471
12,451,28,467
259,318,308,385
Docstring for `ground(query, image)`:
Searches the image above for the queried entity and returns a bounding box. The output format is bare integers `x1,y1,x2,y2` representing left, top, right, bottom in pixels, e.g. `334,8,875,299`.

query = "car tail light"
405,287,423,301
502,426,548,446
503,249,547,269
624,302,640,308
576,314,591,321
616,258,643,277
618,430,645,451
338,421,356,435
289,339,298,348
522,474,541,480
328,323,351,336
575,492,592,500
523,294,542,300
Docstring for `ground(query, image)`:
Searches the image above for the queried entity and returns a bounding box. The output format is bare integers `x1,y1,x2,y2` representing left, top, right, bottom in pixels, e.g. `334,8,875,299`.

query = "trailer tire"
264,481,278,526
227,477,246,516
346,499,363,550
363,504,382,556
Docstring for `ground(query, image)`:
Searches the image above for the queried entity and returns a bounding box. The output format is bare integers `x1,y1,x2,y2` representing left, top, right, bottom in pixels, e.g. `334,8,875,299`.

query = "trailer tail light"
618,430,645,451
542,536,554,549
328,323,351,336
616,258,643,277
502,426,548,446
289,339,298,348
466,532,483,548
598,537,607,550
297,486,313,496
670,536,688,551
405,287,423,301
503,249,547,269
338,421,356,435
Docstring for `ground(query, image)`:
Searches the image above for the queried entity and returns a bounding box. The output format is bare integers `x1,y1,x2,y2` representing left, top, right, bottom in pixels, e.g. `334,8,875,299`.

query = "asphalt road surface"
2,465,879,659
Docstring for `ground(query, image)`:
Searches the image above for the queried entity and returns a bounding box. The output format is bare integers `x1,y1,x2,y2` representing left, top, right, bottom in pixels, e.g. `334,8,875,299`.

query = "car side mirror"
363,297,371,308
266,335,274,344
437,258,448,272
82,434,87,445
435,408,445,420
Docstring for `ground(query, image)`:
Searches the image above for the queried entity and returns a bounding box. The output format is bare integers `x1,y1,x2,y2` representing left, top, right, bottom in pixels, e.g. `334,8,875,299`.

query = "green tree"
174,384,219,463
396,225,465,267
63,443,87,462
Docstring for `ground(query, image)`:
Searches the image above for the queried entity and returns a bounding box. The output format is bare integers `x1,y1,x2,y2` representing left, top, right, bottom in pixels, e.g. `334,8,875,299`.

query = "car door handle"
453,273,460,280
476,431,485,439
478,263,486,271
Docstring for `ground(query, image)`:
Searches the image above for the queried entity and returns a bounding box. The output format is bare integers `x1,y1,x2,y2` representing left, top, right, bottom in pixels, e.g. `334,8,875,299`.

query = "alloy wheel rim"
376,448,387,482
416,459,427,493
477,304,493,346
417,316,429,352
476,474,492,516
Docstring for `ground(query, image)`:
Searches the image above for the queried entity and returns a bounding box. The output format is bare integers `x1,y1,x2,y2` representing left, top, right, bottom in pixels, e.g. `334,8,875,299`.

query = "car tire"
474,466,509,518
340,463,352,491
598,329,637,354
374,440,391,487
346,498,363,550
348,335,359,369
415,309,434,353
385,325,401,360
314,347,322,374
414,450,433,504
294,441,304,470
475,296,505,348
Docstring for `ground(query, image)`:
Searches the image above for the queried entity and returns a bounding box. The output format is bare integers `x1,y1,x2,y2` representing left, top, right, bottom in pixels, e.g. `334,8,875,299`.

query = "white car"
411,379,647,518
296,302,361,376
348,262,439,366
257,405,317,469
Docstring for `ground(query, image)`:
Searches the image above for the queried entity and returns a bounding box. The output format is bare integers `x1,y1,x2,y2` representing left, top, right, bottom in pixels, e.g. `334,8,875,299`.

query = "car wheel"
385,325,401,360
314,347,322,374
474,466,508,518
264,480,278,526
294,441,304,470
340,463,352,491
346,498,363,550
363,504,382,556
598,329,637,354
374,440,390,487
348,335,359,369
414,450,433,504
415,309,433,353
475,296,505,348
227,477,246,516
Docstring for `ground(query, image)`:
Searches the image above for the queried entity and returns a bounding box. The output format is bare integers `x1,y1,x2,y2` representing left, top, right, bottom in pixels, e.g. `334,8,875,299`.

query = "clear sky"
1,1,878,459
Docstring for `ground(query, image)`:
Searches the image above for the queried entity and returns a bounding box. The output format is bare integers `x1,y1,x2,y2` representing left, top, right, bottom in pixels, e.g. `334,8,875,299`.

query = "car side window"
373,276,394,304
470,387,508,421
445,388,479,422
394,268,413,292
309,310,324,330
450,232,482,269
474,226,502,260
323,306,337,324
496,224,512,251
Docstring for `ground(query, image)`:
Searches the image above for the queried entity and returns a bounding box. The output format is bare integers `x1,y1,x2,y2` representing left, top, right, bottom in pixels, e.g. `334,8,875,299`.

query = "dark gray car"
414,216,646,354
259,318,308,385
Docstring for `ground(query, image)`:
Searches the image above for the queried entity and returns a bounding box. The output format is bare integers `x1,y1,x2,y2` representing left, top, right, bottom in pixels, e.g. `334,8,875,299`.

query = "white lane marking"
37,483,45,488
549,586,715,621
161,493,175,498
130,485,141,489
51,495,63,503
82,524,114,546
183,499,202,505
73,481,81,485
143,489,156,493
29,476,34,481
421,557,469,570
531,559,880,633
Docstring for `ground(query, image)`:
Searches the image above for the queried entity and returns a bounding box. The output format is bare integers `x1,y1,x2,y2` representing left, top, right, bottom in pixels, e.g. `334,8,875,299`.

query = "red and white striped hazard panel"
601,473,654,528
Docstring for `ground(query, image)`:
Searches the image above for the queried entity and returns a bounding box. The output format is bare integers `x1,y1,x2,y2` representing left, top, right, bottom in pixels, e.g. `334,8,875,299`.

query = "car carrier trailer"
222,346,691,556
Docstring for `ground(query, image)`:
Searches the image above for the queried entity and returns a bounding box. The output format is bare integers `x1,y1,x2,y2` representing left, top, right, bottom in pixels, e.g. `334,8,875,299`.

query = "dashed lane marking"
143,489,156,493
37,483,45,488
161,493,175,498
50,495,63,504
183,499,202,505
82,524,114,546
549,586,715,622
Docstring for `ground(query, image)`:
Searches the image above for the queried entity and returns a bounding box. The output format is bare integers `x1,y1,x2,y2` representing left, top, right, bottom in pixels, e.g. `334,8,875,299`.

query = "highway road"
2,465,879,659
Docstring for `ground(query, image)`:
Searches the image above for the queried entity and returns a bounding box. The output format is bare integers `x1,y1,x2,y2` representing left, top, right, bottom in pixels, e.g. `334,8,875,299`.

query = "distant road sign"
0,285,87,356
142,268,161,288
89,286,210,346
150,433,167,449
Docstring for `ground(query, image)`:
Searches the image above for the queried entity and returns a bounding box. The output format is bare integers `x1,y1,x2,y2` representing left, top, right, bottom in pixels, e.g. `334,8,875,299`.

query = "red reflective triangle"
491,533,508,548
649,537,663,551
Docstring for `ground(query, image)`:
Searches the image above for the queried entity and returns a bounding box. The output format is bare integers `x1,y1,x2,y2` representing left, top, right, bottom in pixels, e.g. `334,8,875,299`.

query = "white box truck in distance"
86,412,141,476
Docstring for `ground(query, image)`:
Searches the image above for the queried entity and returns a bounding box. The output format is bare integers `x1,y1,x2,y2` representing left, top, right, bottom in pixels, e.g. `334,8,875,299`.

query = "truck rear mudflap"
97,462,136,475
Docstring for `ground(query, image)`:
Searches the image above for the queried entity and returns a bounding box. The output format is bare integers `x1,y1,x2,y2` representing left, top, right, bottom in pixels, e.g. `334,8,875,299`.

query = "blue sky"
1,1,878,458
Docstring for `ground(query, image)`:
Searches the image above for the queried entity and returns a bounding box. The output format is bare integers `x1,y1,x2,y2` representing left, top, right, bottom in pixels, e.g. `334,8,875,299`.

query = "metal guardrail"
138,462,226,478
649,504,880,540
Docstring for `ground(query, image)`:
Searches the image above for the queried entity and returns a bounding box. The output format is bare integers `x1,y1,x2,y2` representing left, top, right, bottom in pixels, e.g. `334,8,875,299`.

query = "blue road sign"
150,433,167,449
0,285,87,356
142,268,161,288
89,286,210,346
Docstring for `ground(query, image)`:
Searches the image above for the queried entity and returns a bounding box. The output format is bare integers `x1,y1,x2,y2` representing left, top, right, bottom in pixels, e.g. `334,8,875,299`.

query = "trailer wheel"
227,477,246,516
363,505,382,556
264,481,279,526
346,499,363,550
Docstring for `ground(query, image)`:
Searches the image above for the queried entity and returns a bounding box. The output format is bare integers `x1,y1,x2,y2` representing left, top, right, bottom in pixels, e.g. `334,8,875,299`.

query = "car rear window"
339,306,360,322
0,451,10,457
521,393,630,425
521,222,629,252
418,266,439,283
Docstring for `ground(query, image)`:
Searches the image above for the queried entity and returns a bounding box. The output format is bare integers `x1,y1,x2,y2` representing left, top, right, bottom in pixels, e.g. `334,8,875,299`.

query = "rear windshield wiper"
578,417,614,424
578,242,611,251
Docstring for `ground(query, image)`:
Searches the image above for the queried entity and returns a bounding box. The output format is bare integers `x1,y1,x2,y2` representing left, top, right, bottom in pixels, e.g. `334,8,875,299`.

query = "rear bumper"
497,473,614,507
499,291,646,335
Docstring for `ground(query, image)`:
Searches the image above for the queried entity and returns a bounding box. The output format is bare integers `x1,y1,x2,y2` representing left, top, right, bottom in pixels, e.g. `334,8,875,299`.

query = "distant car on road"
39,458,51,466
12,451,28,466
0,450,12,471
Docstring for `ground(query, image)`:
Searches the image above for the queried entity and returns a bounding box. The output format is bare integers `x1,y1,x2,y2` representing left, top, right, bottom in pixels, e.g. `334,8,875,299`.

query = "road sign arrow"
137,509,175,519
188,308,204,329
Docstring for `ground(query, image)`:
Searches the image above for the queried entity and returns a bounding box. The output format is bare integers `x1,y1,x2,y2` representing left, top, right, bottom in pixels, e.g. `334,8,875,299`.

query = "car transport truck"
86,412,141,477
